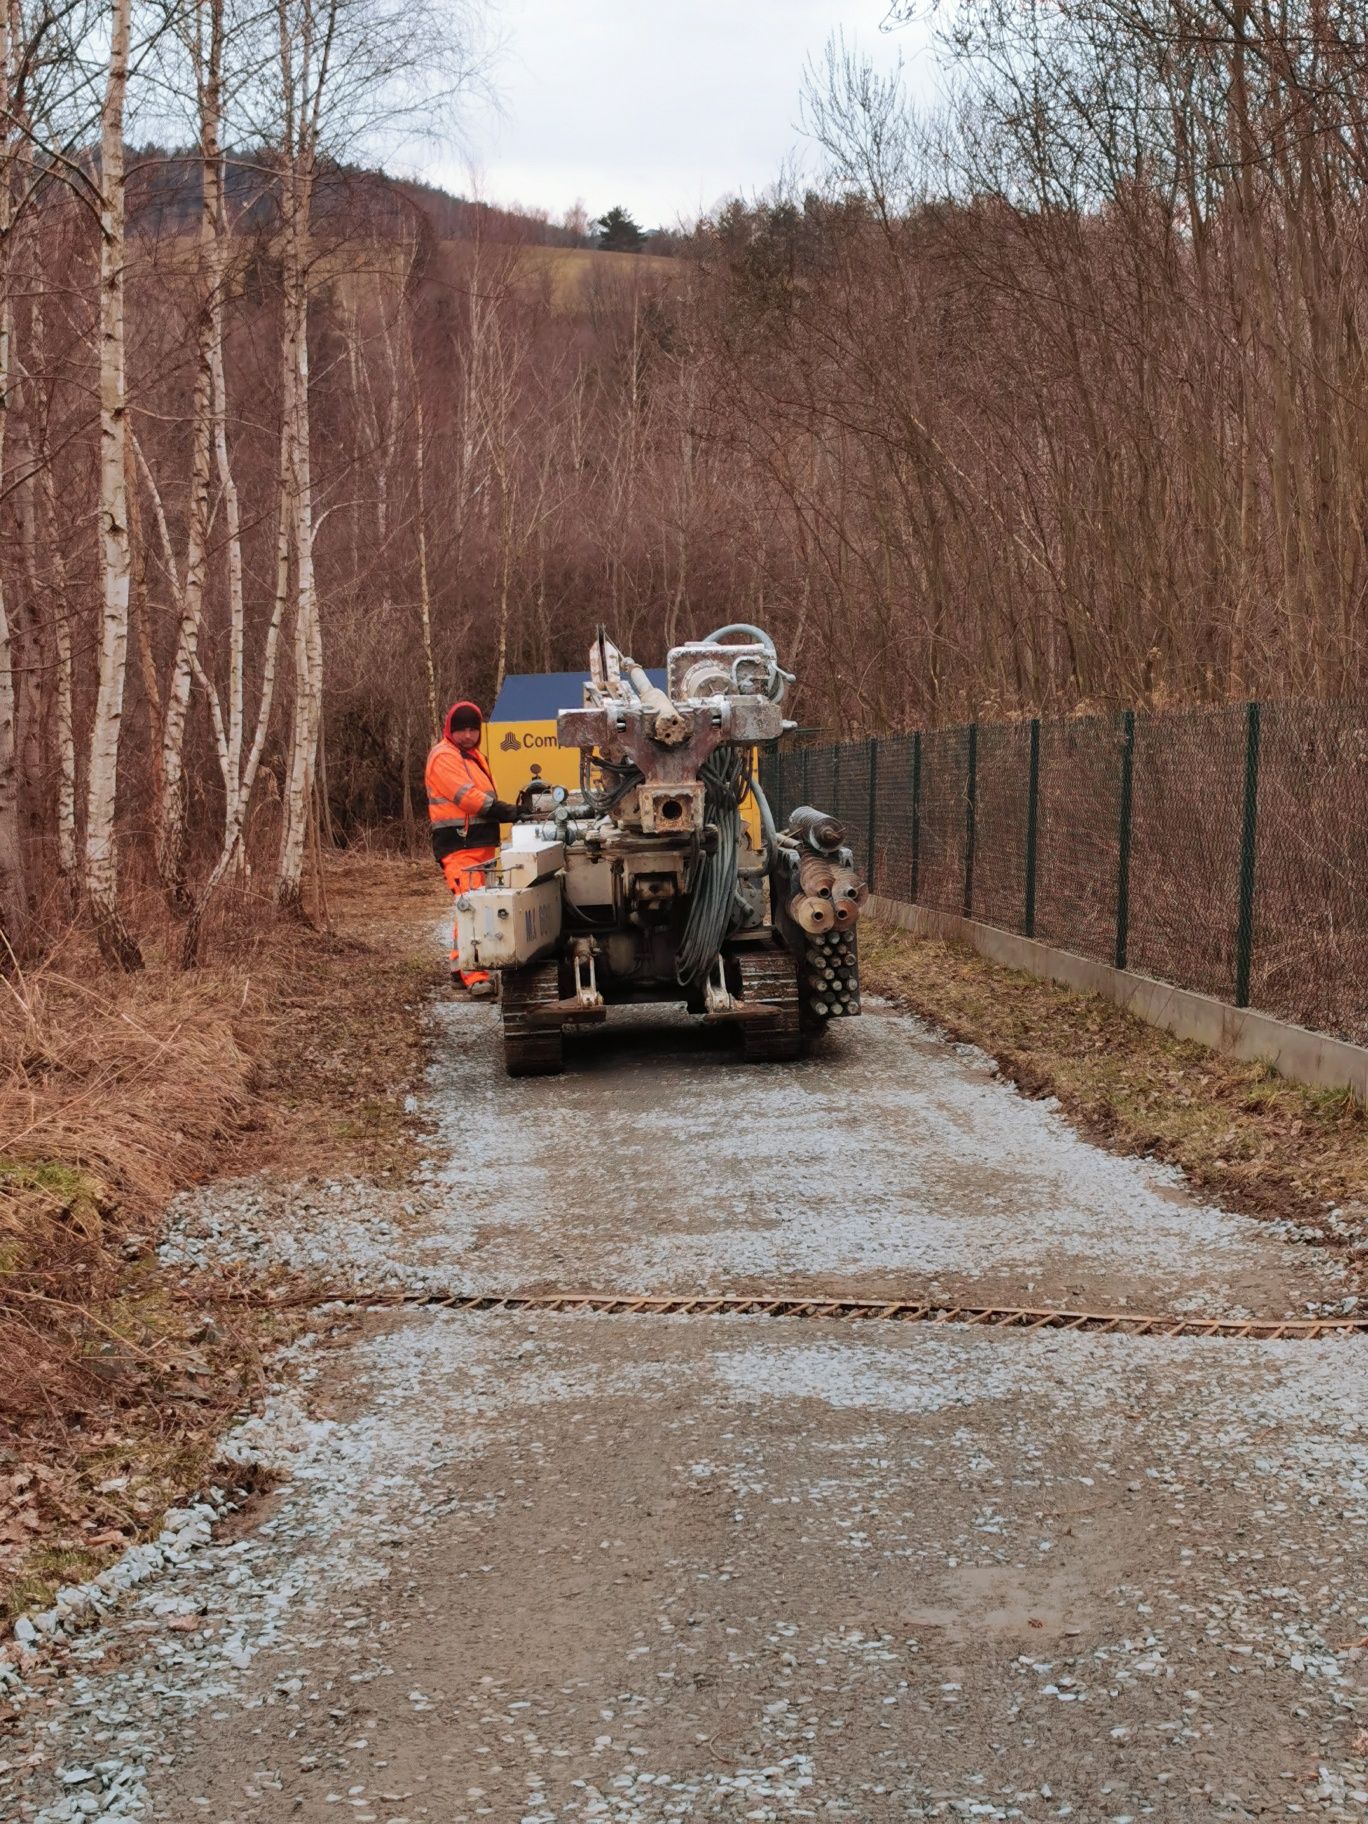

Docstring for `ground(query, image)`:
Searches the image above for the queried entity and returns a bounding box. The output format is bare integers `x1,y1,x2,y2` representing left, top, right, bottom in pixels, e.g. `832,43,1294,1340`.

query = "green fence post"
1235,700,1261,1008
963,722,978,918
832,742,841,826
1024,717,1040,938
910,731,922,901
799,745,809,808
866,735,879,893
1115,710,1136,971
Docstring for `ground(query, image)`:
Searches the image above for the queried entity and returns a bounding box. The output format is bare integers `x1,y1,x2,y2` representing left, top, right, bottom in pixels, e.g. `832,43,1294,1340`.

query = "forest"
4,0,1368,965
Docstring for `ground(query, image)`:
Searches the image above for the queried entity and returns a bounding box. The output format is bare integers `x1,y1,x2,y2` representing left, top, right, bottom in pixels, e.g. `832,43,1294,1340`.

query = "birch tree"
253,0,484,912
152,0,230,908
411,374,438,735
83,0,141,966
0,1,101,926
269,0,319,912
180,394,290,966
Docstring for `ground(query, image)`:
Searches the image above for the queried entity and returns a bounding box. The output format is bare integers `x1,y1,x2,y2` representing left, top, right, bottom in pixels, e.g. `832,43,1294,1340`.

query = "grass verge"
860,921,1368,1248
0,850,441,1626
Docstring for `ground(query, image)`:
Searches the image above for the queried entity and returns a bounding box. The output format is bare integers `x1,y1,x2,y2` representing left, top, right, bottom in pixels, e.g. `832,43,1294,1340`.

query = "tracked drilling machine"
452,626,869,1075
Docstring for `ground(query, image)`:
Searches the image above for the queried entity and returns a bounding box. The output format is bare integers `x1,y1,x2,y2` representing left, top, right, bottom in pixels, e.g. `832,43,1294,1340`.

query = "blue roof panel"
490,669,667,722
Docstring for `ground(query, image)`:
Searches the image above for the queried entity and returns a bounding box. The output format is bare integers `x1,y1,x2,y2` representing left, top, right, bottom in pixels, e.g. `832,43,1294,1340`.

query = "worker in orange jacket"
426,700,520,995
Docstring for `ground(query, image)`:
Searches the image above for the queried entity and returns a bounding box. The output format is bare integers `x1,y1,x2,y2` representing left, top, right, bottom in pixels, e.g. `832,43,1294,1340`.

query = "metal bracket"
703,954,735,1017
572,947,602,1009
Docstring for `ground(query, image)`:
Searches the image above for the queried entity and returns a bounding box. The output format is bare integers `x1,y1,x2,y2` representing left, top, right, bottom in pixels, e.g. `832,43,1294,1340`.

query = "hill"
123,150,677,266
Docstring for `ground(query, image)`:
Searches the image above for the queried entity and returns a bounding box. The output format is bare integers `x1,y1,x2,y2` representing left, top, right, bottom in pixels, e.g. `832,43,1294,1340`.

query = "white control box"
454,877,562,971
498,837,565,888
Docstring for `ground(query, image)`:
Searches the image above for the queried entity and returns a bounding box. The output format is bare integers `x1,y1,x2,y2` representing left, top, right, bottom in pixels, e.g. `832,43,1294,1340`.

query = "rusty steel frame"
194,1284,1368,1340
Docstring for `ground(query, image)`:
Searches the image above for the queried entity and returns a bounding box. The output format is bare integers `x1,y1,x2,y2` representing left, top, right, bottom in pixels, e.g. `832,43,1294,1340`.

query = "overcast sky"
419,1,938,229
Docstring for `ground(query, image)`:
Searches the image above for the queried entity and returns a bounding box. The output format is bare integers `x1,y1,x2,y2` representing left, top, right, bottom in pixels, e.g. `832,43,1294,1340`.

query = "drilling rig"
452,626,869,1075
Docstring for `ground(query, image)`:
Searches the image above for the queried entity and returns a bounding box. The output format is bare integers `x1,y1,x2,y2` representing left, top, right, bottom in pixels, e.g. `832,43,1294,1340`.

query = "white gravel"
160,997,1344,1318
4,1316,1368,1820
5,965,1365,1821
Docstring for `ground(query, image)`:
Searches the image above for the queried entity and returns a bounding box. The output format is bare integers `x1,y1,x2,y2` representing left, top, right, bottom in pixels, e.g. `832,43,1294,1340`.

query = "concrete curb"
870,894,1368,1100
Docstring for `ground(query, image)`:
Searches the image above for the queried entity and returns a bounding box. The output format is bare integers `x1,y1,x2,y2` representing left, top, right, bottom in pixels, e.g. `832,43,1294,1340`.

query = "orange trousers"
440,845,498,986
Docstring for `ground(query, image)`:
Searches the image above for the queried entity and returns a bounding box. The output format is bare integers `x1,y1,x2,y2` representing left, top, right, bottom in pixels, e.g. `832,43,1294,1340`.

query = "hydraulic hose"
702,622,776,654
580,749,643,815
675,746,747,985
748,774,779,851
700,623,793,702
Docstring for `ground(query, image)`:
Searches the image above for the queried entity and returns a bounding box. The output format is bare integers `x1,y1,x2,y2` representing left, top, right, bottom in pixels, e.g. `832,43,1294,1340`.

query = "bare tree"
84,0,142,967
150,0,232,908
257,0,484,910
0,0,26,957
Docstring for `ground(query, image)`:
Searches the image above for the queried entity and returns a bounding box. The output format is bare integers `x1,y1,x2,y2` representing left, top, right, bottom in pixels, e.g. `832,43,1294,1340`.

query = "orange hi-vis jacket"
425,737,499,862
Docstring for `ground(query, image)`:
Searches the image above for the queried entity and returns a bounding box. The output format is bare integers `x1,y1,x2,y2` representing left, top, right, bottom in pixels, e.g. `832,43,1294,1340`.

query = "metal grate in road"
200,1284,1368,1340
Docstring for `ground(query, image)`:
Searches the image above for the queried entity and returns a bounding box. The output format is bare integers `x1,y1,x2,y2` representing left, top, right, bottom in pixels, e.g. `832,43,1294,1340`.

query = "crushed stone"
159,999,1345,1320
6,969,1364,1820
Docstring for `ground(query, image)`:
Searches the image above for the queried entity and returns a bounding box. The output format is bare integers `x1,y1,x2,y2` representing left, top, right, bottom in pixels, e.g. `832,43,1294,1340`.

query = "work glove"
490,799,521,822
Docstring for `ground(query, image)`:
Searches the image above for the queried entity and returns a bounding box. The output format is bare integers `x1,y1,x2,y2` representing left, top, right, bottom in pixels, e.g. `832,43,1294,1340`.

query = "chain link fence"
759,703,1368,1048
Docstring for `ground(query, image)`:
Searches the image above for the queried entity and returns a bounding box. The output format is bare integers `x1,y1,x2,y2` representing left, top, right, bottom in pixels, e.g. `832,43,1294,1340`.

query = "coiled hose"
675,746,749,985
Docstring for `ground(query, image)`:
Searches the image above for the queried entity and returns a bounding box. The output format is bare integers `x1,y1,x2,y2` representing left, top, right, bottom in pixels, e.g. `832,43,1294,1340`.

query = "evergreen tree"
592,205,645,252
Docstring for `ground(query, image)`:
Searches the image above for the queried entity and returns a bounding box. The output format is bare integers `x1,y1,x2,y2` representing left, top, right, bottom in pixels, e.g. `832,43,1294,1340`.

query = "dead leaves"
0,855,429,1623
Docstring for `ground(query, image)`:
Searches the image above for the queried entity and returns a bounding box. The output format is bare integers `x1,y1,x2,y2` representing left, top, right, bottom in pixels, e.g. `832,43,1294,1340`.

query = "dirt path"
4,987,1367,1822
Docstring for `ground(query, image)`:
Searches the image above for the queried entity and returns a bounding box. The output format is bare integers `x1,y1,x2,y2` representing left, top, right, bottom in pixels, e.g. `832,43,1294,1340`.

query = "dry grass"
0,946,270,1624
3,956,258,1222
0,849,443,1623
227,849,439,1182
860,921,1368,1251
514,245,678,306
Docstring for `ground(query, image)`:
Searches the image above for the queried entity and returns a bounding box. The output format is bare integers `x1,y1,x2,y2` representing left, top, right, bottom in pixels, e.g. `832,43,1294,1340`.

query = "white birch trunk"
400,258,438,737
83,0,140,967
276,150,321,913
183,395,290,965
157,0,225,907
212,295,246,806
413,384,438,735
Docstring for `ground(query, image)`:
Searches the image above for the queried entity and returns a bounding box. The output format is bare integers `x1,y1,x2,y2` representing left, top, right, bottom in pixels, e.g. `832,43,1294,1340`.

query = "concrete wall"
870,895,1368,1100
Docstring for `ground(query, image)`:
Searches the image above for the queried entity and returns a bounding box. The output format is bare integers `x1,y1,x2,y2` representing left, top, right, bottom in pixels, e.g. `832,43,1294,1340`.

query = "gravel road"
4,989,1366,1822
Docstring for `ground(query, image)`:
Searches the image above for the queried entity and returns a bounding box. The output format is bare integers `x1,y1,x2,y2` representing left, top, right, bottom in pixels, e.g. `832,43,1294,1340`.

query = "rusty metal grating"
200,1284,1368,1340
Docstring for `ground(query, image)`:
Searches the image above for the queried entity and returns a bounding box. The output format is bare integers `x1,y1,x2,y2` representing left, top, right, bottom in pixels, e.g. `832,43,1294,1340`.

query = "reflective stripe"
427,788,494,822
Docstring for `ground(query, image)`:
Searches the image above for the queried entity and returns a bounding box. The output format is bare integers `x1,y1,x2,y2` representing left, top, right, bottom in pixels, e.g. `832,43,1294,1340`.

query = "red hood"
443,700,484,743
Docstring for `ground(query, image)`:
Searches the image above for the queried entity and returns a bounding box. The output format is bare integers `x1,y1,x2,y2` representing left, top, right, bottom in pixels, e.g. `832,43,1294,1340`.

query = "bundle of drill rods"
780,806,867,1018
804,927,861,1017
790,850,867,933
783,808,869,934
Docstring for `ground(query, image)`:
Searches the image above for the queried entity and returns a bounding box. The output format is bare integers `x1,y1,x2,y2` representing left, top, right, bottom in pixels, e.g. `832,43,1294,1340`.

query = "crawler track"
501,958,565,1076
734,945,804,1061
200,1284,1368,1339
